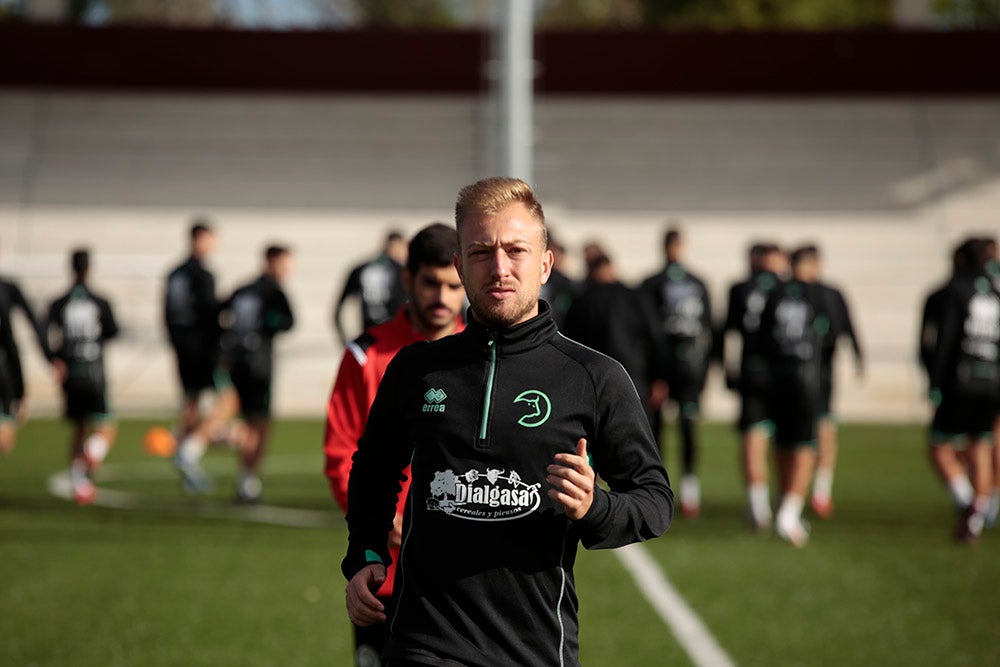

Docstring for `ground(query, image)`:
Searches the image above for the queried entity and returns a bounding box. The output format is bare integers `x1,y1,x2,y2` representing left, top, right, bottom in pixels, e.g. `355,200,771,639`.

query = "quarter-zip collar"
464,300,559,356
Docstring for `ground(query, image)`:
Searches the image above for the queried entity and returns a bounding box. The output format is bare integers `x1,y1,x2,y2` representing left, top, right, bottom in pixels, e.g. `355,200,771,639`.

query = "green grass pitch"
1,419,997,666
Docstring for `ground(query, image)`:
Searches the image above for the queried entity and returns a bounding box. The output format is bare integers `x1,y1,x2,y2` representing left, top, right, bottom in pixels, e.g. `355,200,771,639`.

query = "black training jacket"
164,256,220,353
343,302,673,667
0,278,49,401
220,275,294,381
639,261,713,387
930,270,1000,398
720,270,780,392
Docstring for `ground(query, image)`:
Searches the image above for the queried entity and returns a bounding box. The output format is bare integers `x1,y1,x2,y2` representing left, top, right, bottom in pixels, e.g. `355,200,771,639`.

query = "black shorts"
173,345,222,397
231,367,271,420
63,374,112,423
665,364,706,417
767,386,819,449
931,392,999,444
0,397,18,421
738,390,772,434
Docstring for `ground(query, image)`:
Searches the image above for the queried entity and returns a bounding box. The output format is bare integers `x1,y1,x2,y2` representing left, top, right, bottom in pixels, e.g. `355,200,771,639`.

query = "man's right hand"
345,563,387,627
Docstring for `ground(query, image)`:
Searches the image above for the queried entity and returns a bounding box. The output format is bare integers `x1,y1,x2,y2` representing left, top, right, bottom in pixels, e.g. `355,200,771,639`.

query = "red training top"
324,308,464,596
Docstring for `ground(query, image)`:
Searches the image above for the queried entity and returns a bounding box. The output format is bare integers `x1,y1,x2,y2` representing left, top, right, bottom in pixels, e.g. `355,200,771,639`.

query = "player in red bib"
324,223,466,666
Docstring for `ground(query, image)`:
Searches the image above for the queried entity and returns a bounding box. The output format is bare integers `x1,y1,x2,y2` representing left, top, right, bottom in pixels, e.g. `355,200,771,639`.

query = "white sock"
813,468,834,500
681,474,700,506
972,494,991,516
70,457,89,486
776,493,805,529
748,482,772,525
177,434,207,465
83,433,110,465
947,476,974,510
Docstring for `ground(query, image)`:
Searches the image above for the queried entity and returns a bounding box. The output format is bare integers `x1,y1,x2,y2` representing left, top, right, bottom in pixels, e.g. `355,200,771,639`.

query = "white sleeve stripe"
347,342,368,367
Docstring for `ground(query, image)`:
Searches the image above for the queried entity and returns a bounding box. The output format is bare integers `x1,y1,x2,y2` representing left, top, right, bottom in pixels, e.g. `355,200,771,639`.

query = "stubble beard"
469,283,539,328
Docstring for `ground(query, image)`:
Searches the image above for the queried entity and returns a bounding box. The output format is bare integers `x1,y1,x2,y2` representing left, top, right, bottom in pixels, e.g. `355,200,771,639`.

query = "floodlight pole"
496,0,534,184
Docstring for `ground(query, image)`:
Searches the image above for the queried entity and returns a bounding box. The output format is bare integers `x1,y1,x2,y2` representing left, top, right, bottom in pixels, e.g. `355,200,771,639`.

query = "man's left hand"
547,438,595,520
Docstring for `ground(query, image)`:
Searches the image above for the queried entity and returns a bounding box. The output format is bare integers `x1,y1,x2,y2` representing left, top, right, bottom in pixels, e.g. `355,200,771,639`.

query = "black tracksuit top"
343,302,673,667
930,270,1000,397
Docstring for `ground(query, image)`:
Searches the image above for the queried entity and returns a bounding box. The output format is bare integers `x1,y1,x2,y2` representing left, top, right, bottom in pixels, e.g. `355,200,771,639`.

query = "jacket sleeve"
265,289,294,334
341,349,415,580
101,298,120,341
324,347,369,512
930,285,962,391
918,291,939,373
44,299,61,360
718,283,742,370
635,287,668,382
575,359,673,549
836,290,864,369
334,265,362,346
700,278,714,358
12,282,52,361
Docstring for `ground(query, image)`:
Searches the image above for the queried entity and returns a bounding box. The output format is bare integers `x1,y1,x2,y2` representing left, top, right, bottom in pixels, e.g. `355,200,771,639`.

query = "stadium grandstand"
1,10,998,423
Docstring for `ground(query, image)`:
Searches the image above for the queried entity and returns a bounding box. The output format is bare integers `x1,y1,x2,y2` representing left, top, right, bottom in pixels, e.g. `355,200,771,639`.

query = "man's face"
763,250,789,276
405,263,465,338
268,252,294,282
794,256,819,283
666,240,683,263
193,231,217,258
456,202,552,328
386,238,408,266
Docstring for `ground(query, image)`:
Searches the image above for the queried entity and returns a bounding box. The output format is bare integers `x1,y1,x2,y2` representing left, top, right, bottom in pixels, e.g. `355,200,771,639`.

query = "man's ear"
540,248,554,286
454,252,464,281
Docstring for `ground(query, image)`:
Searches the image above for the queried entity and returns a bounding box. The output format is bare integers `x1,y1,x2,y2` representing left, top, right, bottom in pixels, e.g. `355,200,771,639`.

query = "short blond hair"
454,177,547,244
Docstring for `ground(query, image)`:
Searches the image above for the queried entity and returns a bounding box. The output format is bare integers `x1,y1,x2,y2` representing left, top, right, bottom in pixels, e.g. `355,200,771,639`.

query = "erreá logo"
427,467,542,521
423,388,447,413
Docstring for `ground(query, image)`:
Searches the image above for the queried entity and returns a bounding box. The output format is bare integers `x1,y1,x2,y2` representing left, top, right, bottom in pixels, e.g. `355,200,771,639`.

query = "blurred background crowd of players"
1,0,999,548
2,216,999,546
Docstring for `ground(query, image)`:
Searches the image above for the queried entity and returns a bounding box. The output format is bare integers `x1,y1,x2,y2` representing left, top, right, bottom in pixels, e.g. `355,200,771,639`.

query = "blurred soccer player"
794,245,865,519
164,220,235,445
919,241,975,516
325,223,465,666
719,242,785,529
333,230,408,347
175,245,295,503
0,249,51,457
983,236,1000,527
927,238,999,543
640,226,713,518
538,234,577,330
46,249,119,505
758,247,830,546
563,253,663,420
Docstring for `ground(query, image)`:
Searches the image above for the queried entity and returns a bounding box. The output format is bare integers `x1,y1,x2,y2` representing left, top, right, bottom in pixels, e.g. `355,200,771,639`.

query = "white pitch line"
615,542,737,667
46,461,342,529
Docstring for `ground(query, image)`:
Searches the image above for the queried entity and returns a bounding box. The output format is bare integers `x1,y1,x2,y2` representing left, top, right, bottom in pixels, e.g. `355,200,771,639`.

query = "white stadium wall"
1,90,998,422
